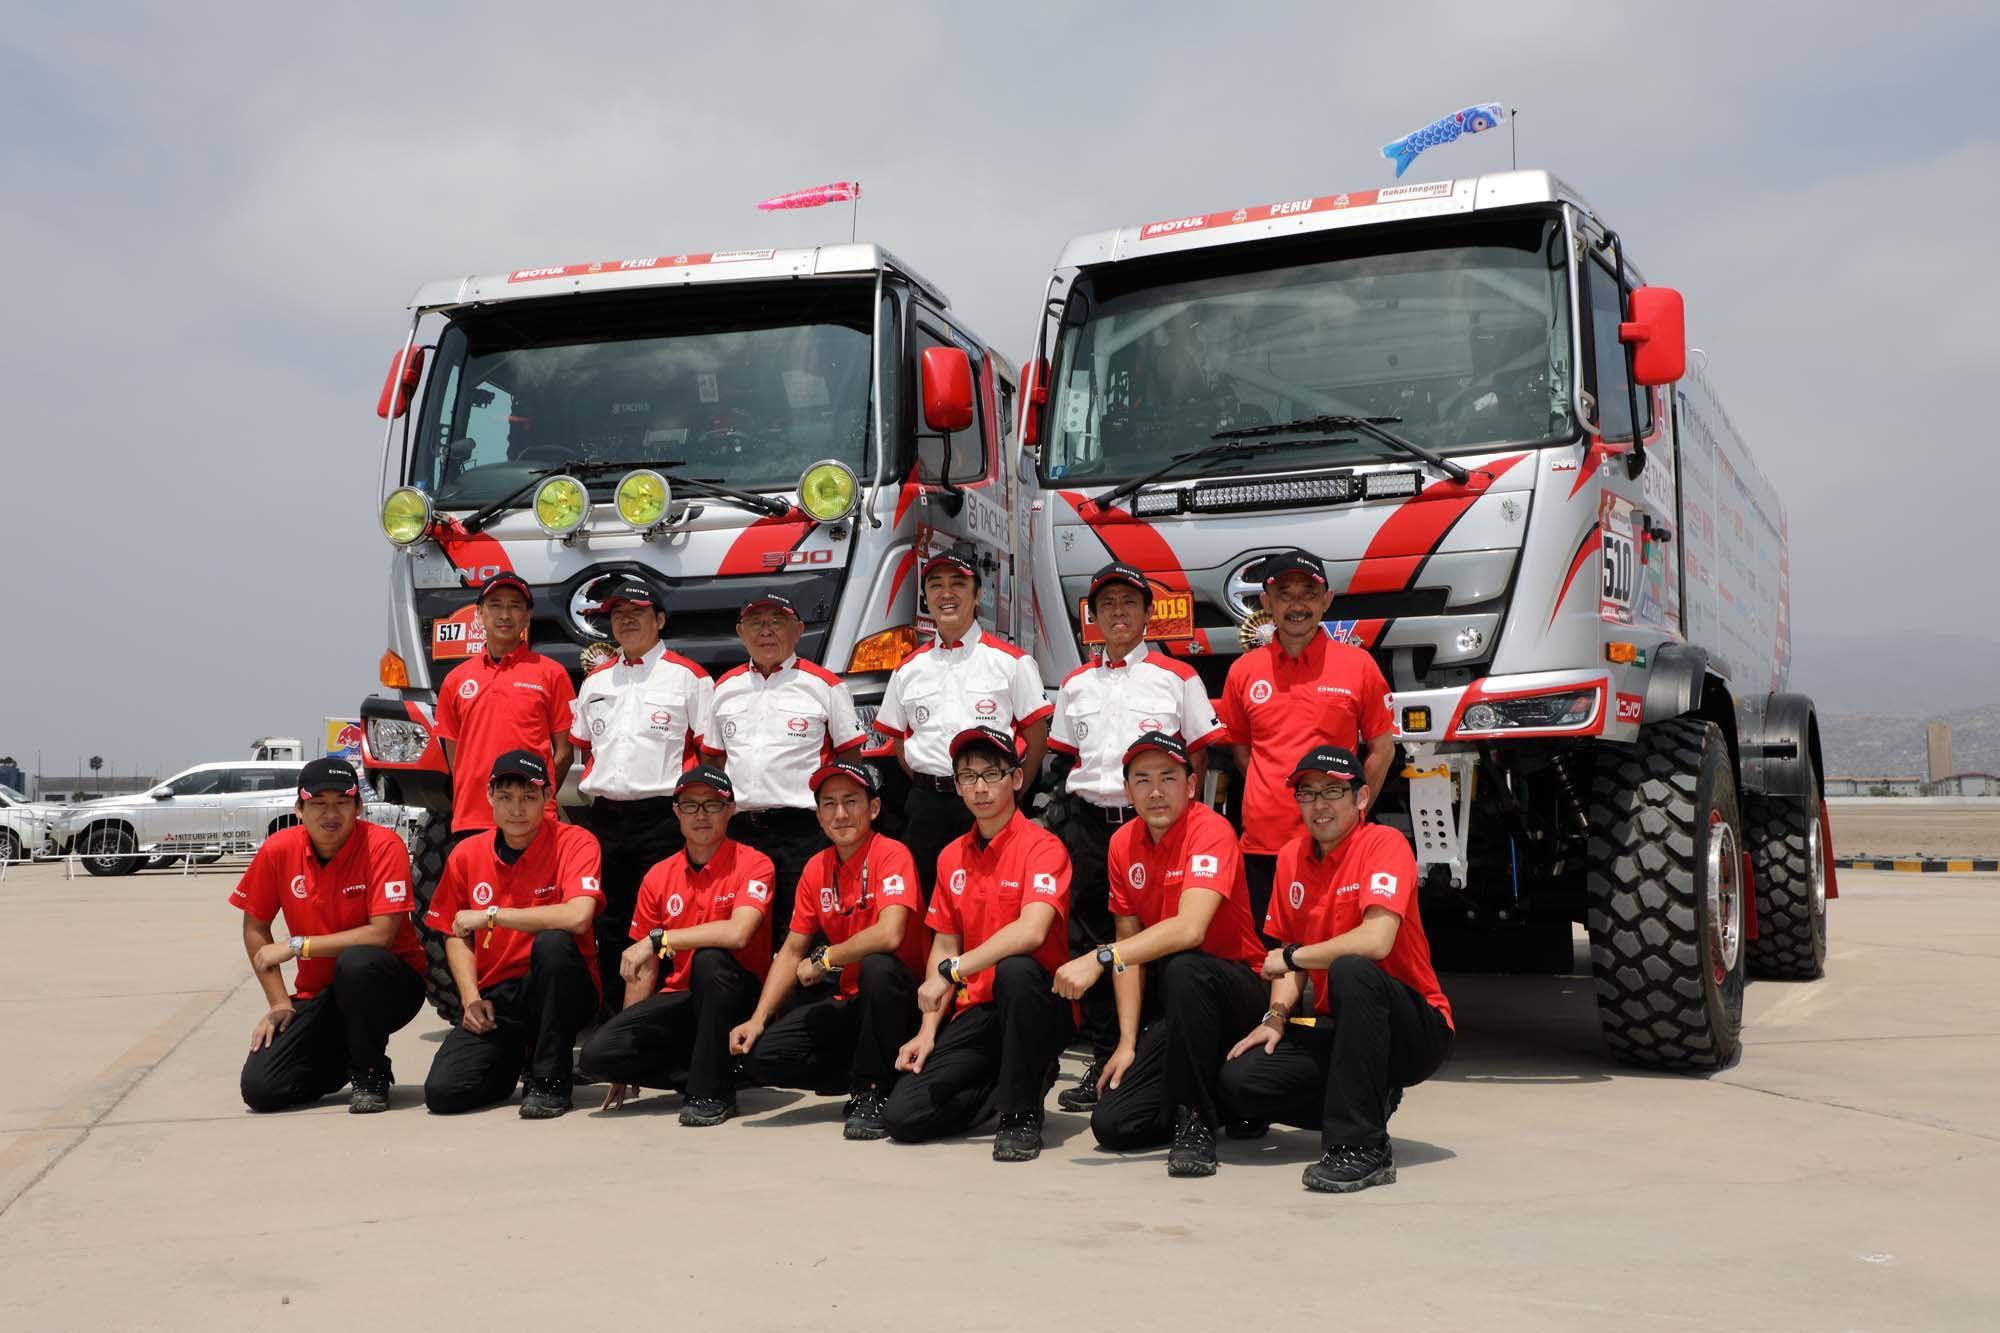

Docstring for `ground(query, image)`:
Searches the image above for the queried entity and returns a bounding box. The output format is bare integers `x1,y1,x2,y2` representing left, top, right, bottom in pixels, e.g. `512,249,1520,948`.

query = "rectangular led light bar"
1128,468,1425,518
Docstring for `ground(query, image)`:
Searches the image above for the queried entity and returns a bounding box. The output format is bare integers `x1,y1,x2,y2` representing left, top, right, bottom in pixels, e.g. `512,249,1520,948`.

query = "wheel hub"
1807,802,1827,918
1706,811,1743,982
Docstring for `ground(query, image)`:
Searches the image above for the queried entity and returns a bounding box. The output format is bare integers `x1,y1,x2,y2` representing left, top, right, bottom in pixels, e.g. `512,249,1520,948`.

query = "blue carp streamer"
1381,103,1506,178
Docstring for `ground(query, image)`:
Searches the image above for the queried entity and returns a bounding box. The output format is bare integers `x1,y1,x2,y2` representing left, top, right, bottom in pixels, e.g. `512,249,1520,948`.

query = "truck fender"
1640,643,1708,724
1737,692,1822,800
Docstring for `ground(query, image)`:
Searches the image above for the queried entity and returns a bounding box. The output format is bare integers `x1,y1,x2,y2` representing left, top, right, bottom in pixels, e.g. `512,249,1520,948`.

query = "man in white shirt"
568,577,715,1009
702,593,867,948
1047,562,1226,1110
874,548,1052,897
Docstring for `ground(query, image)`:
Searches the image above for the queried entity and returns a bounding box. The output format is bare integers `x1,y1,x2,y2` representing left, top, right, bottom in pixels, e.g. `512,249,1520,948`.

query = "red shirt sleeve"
924,848,961,936
1106,829,1135,917
546,662,578,738
426,850,467,931
1263,841,1298,939
1359,827,1419,920
228,842,281,918
365,827,416,917
1218,658,1249,745
1358,654,1393,743
1022,835,1071,914
557,829,604,914
629,864,667,940
875,841,920,912
433,670,462,741
738,849,776,921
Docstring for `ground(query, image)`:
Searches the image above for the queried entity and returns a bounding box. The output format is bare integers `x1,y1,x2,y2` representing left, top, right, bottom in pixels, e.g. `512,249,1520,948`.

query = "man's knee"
423,1070,490,1115
992,954,1045,999
1152,949,1208,1000
1326,954,1382,997
857,950,908,991
240,1062,298,1113
1088,1094,1150,1152
881,1080,937,1143
531,930,584,968
689,946,734,988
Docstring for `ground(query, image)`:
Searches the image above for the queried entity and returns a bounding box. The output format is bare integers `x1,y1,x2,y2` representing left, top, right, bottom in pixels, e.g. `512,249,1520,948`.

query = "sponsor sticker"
1077,590,1195,645
431,605,487,659
1616,693,1644,724
1248,679,1274,706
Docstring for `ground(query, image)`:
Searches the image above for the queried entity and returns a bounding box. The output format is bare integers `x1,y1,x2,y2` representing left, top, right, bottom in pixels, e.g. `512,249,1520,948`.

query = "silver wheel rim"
1806,802,1827,919
1706,812,1743,982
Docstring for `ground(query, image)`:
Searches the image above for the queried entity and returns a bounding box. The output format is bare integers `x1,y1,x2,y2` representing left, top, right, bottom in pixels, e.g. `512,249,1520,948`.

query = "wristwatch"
1095,945,1127,975
484,904,500,929
287,935,305,958
937,957,964,986
1281,943,1301,972
811,944,839,975
649,927,672,961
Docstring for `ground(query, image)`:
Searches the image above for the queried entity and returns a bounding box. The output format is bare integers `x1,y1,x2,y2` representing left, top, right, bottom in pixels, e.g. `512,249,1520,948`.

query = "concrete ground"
1827,798,2000,859
1,861,1995,1332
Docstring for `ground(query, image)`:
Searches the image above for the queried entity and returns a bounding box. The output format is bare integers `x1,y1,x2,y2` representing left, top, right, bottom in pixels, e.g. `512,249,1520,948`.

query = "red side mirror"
921,346,974,432
1019,355,1050,448
376,345,427,419
1620,286,1685,386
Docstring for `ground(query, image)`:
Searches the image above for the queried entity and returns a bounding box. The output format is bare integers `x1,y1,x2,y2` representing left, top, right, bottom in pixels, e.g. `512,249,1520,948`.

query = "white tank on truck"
1017,170,1832,1069
359,242,1027,1016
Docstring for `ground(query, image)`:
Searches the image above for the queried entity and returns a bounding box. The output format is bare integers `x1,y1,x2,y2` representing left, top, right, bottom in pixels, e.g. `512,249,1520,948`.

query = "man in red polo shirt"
232,758,427,1114
883,726,1073,1162
731,760,926,1141
1051,732,1265,1176
1219,550,1396,932
1221,746,1453,1194
432,573,577,834
581,765,773,1126
422,751,603,1119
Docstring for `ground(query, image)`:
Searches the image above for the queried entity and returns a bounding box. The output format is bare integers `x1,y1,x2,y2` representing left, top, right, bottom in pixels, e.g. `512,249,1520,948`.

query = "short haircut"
951,738,1017,773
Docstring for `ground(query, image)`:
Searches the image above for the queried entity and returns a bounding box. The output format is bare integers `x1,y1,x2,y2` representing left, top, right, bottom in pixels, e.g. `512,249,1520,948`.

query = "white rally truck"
359,244,1024,1014
1017,171,1832,1069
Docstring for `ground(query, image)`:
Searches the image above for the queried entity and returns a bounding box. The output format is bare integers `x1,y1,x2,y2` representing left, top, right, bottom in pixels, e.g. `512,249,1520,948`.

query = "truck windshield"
1041,217,1571,483
411,283,878,509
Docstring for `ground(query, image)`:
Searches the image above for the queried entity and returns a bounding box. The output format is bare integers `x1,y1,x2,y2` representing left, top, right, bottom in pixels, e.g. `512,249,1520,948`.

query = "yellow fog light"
380,487,432,546
615,469,671,529
798,459,858,523
533,476,589,536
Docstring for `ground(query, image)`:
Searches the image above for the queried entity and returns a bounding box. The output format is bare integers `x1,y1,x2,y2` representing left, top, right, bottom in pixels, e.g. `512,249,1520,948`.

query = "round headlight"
381,487,433,546
1463,703,1500,732
615,469,671,529
797,460,858,523
533,476,589,536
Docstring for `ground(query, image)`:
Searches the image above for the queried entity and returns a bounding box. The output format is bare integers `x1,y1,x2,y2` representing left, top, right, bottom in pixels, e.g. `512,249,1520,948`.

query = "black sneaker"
992,1111,1043,1162
1166,1107,1218,1177
842,1089,889,1141
1055,1059,1104,1112
349,1066,392,1115
679,1096,737,1127
519,1076,572,1120
1302,1143,1396,1193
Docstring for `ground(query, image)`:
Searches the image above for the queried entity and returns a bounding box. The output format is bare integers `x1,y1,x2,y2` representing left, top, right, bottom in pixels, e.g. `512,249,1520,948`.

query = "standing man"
703,593,865,946
882,726,1073,1162
433,572,577,836
874,548,1052,898
1051,733,1265,1176
232,758,427,1114
731,760,926,1140
569,576,715,1008
421,751,604,1119
1219,550,1395,929
1047,562,1226,1111
580,766,773,1126
1220,746,1453,1193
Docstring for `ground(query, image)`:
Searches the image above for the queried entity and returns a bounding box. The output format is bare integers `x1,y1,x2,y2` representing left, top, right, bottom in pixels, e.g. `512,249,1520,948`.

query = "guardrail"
0,804,424,882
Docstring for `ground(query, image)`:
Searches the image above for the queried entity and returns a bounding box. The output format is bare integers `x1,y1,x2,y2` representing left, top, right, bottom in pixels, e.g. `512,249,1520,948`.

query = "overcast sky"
4,3,1994,781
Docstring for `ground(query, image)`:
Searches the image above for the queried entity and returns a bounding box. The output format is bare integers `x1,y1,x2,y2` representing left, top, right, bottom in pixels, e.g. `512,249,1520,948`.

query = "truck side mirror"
1019,355,1049,449
376,345,427,420
1620,286,1685,386
921,346,974,433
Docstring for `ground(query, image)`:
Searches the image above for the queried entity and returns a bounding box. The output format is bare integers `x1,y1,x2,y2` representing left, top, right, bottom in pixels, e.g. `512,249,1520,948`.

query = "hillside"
1817,705,2000,779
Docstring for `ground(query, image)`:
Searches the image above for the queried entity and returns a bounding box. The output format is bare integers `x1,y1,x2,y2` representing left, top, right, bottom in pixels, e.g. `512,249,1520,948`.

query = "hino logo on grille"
1224,558,1276,621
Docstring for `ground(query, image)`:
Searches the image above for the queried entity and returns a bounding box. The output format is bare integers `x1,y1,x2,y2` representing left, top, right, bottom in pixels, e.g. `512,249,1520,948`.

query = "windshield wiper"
1094,434,1355,512
1211,415,1469,485
459,457,789,534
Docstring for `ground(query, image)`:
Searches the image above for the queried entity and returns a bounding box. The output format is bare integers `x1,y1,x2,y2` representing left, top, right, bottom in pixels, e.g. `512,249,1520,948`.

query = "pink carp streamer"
756,181,861,211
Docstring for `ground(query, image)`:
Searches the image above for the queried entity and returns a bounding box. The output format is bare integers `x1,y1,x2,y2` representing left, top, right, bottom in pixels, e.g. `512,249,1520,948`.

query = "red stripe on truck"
1349,454,1527,594
1058,492,1192,592
1548,522,1601,628
718,508,813,576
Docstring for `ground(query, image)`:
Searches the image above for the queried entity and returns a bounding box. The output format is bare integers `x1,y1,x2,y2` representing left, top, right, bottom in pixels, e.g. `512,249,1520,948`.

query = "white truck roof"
1055,169,1599,270
407,242,949,315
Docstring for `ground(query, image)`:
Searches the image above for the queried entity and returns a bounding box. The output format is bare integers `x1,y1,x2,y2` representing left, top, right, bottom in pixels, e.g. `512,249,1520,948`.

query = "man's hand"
620,939,653,985
1261,947,1291,980
1098,1043,1136,1094
728,1018,764,1056
601,1082,635,1110
452,909,488,941
895,1031,936,1074
461,997,498,1034
1227,1018,1284,1061
917,973,953,1015
249,1004,295,1051
252,941,295,974
796,956,828,988
1052,953,1103,1000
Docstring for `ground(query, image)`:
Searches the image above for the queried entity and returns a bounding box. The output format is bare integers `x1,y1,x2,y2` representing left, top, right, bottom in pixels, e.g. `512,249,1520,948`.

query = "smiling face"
488,778,547,845
1123,753,1190,837
1260,573,1333,651
924,567,979,642
814,775,879,856
607,601,664,658
737,607,803,672
1295,775,1367,850
297,791,359,858
477,588,531,655
1090,582,1149,659
673,782,734,851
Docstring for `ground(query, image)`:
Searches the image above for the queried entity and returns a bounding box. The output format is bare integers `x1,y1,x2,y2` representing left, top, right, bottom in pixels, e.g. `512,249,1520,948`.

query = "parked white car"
0,784,55,864
48,761,306,877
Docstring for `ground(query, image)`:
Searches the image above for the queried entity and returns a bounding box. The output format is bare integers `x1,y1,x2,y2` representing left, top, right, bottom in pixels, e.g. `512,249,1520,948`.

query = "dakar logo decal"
912,704,932,726
666,892,686,918
1127,863,1147,889
590,719,607,736
471,881,494,906
289,874,308,900
949,868,967,895
820,886,839,911
1248,679,1274,705
459,679,481,701
1073,719,1089,742
1288,880,1305,909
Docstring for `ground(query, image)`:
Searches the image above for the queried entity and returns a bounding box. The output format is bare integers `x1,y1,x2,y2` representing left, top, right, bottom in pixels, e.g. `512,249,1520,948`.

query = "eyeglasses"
674,799,728,816
739,615,791,631
954,768,1013,790
1293,785,1355,807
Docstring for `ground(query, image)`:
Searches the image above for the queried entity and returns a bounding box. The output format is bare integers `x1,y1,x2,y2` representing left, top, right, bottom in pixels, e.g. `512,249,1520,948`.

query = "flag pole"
1510,109,1519,169
851,183,860,242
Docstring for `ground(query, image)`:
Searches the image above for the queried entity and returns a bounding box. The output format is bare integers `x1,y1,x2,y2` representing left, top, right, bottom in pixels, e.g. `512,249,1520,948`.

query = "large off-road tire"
407,812,462,1023
1585,718,1746,1070
80,824,142,878
1744,773,1829,981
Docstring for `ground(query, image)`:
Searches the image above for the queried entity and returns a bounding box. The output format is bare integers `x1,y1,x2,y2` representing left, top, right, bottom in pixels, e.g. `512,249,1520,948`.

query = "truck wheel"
407,813,462,1024
80,825,142,878
1585,718,1745,1070
1744,778,1828,981
1,830,23,864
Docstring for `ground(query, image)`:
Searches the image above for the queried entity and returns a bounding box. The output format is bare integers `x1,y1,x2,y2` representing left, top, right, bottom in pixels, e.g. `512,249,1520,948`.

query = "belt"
1074,798,1135,826
591,795,678,816
732,807,816,829
913,773,957,795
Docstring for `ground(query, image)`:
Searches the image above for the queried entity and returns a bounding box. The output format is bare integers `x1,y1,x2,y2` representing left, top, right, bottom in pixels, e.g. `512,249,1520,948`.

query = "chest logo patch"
974,698,998,717
590,719,607,736
949,868,967,895
341,882,366,899
472,881,495,906
289,874,308,900
1289,881,1305,909
820,886,839,912
1139,717,1163,733
459,679,481,701
649,709,672,729
913,704,932,726
1127,863,1146,889
1248,680,1274,705
666,892,686,918
786,716,810,734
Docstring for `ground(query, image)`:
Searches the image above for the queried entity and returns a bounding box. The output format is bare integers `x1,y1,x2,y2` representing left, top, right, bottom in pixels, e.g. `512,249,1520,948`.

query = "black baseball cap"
1088,561,1153,606
1122,731,1191,771
948,725,1020,766
810,760,878,797
489,749,550,787
476,571,534,606
740,593,801,621
297,757,361,800
674,764,736,801
591,577,658,612
1259,550,1328,588
1288,745,1361,785
921,548,981,582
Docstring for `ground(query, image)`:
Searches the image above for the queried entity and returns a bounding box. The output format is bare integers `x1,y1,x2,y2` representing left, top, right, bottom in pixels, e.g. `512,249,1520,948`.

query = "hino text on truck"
1016,170,1833,1069
360,244,1023,1014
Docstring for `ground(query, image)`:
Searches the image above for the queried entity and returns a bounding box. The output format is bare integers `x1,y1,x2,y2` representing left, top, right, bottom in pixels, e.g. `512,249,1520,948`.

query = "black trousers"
240,946,425,1111
1219,955,1452,1150
587,795,684,1014
424,932,599,1114
577,949,761,1100
1090,950,1267,1147
882,956,1073,1142
1053,795,1121,1060
1243,853,1278,945
727,807,826,953
741,953,920,1095
900,781,973,900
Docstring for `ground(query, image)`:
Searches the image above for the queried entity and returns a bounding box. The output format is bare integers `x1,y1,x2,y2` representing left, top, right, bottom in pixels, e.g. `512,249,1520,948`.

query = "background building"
1926,722,1954,783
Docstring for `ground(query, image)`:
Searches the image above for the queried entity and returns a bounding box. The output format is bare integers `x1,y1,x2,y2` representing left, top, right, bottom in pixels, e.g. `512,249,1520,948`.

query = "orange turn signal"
847,626,920,673
379,650,410,689
1606,642,1638,664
